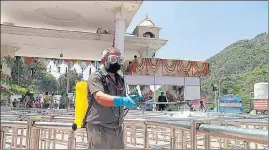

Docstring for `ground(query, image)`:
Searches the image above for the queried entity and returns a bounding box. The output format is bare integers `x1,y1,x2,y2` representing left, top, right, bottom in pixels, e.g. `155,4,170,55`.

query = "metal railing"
1,108,268,149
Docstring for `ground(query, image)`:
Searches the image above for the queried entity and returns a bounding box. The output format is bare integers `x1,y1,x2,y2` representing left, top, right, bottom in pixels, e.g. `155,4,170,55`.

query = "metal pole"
218,80,221,97
25,118,32,149
68,130,76,149
29,128,40,149
170,128,177,149
183,77,186,112
66,64,70,94
190,120,197,149
66,63,70,110
143,123,149,149
204,121,212,149
223,121,229,149
0,127,6,150
214,91,218,112
153,75,156,111
178,130,184,149
17,61,19,86
123,123,127,146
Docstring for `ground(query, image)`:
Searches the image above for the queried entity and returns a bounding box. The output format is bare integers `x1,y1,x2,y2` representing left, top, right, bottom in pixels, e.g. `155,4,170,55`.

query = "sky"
127,1,268,61
49,1,268,80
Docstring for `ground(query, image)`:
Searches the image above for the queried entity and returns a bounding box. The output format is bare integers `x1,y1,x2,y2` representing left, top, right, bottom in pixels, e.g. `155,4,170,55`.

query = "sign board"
219,95,242,103
219,103,242,107
253,100,268,110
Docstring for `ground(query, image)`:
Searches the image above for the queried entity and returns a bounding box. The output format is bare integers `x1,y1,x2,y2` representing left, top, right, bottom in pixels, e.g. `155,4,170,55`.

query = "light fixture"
60,49,63,57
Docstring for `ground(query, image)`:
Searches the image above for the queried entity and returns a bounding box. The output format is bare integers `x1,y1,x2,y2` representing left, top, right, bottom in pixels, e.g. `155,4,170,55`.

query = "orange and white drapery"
125,58,210,77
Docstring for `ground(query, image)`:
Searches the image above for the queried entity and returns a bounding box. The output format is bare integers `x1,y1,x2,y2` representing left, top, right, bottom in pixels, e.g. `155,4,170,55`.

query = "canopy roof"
1,1,142,32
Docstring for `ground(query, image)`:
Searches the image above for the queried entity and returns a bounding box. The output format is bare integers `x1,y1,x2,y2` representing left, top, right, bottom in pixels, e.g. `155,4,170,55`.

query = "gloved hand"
129,93,144,101
114,96,138,109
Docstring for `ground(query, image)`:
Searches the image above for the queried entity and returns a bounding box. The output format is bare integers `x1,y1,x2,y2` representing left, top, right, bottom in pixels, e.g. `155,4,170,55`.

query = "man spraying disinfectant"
82,47,142,149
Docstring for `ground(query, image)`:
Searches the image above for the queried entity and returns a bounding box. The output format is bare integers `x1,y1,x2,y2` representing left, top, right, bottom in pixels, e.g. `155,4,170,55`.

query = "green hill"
201,32,268,110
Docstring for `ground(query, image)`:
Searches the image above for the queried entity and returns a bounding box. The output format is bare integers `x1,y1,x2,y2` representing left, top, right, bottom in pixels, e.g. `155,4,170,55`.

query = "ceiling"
1,33,146,61
1,1,142,32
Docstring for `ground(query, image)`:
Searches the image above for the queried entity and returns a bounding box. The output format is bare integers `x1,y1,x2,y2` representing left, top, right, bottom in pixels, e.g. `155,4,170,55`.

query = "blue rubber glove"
114,96,138,109
136,93,144,99
129,93,144,101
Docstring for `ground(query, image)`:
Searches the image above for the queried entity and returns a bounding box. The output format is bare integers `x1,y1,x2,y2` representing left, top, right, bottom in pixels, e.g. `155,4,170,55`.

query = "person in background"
158,92,167,111
44,92,50,109
186,102,194,111
39,92,44,108
12,99,17,107
59,93,66,109
200,101,205,112
70,94,75,109
36,97,41,108
24,91,32,108
49,92,55,109
66,94,70,109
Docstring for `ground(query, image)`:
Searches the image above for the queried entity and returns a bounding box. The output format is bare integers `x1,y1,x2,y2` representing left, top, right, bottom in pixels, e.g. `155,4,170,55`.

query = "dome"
137,15,155,27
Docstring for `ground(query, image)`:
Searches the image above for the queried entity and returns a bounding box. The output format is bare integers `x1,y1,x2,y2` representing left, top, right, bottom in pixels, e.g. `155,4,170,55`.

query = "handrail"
123,119,268,144
199,124,268,144
0,120,27,128
0,116,268,149
33,122,74,130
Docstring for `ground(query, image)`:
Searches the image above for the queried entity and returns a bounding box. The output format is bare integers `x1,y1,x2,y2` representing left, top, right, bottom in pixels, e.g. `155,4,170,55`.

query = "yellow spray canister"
72,81,88,130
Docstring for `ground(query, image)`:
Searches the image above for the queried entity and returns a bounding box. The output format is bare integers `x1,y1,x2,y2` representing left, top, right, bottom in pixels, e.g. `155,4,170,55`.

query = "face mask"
106,63,121,73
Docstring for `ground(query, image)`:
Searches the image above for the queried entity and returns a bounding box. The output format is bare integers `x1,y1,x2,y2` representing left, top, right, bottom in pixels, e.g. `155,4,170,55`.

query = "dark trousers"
86,124,124,149
158,104,166,111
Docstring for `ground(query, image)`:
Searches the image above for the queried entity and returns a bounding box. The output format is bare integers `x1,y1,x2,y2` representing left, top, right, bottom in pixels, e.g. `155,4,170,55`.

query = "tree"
58,70,83,94
201,32,268,109
10,57,58,93
35,70,58,93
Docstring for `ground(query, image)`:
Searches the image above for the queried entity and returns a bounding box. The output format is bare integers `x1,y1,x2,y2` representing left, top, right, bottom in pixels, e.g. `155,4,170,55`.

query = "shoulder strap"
115,73,125,84
97,70,110,93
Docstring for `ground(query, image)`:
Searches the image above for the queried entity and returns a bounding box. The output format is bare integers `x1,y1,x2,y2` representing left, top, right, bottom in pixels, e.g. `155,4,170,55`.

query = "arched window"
143,32,155,38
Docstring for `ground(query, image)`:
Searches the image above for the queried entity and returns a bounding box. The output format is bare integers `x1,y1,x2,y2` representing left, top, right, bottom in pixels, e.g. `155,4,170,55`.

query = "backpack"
81,71,124,128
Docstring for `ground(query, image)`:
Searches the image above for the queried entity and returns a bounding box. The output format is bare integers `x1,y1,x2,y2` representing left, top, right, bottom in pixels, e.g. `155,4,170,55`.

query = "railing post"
170,128,177,149
12,128,18,150
25,118,32,149
205,134,211,149
123,123,127,146
223,121,229,149
244,141,250,149
243,124,250,149
29,128,40,149
204,120,211,149
190,120,197,149
143,123,148,149
0,127,6,150
68,130,76,149
178,130,184,149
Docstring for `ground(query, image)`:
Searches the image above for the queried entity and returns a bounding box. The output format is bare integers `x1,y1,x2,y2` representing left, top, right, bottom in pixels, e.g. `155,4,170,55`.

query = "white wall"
124,75,201,100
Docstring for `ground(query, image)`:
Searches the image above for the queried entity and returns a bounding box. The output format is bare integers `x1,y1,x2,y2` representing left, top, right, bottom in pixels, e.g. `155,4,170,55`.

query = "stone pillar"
114,7,126,61
1,45,18,104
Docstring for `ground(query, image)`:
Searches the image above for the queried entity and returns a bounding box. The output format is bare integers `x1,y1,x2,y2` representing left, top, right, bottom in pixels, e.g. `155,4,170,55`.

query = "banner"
253,100,268,110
